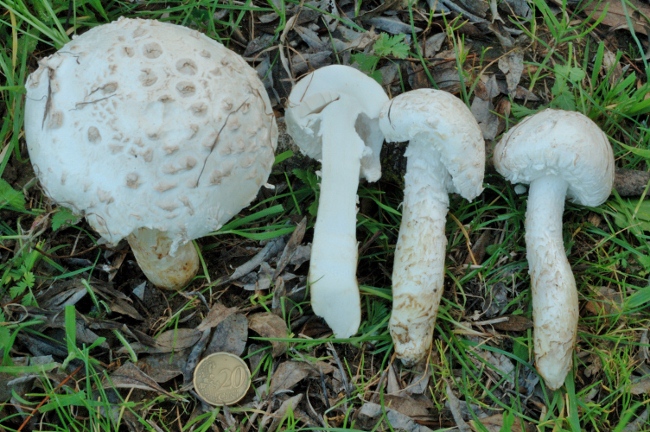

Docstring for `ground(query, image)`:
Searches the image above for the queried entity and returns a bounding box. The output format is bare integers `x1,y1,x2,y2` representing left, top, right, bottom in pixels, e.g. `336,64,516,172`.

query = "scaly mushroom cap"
378,88,485,200
285,65,388,182
24,18,278,251
494,109,614,206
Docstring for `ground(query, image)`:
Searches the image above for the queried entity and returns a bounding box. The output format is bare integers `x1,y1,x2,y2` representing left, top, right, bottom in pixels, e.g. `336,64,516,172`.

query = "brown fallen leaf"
581,0,650,35
585,287,623,316
248,312,289,357
155,328,203,352
205,313,249,357
383,394,431,418
196,302,238,332
261,394,304,431
268,360,335,395
357,401,435,432
470,413,526,432
492,315,534,332
273,217,307,279
137,350,190,383
107,362,184,400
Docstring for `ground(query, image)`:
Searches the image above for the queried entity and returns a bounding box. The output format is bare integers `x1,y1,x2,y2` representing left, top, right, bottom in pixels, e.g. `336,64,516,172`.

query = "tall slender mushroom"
493,109,614,389
378,89,485,365
285,65,389,338
24,18,277,290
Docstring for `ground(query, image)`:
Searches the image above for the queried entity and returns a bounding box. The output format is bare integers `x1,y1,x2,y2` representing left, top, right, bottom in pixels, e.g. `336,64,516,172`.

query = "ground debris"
268,360,335,396
204,312,248,356
357,401,434,432
106,362,184,400
248,312,289,357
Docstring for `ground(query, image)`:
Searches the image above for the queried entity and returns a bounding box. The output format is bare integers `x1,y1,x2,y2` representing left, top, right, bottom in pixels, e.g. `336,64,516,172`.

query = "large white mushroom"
493,109,614,389
378,89,485,365
24,18,278,290
284,65,388,338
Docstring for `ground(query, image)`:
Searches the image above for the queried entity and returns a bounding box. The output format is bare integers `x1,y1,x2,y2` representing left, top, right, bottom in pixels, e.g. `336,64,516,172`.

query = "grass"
2,0,650,430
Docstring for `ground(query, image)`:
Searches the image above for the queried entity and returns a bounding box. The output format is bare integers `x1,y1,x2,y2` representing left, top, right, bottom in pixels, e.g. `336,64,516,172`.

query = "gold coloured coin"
193,352,251,406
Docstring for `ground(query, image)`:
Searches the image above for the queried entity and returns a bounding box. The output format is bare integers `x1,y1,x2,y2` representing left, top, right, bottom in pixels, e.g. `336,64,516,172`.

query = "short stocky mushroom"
494,109,614,389
24,18,277,290
285,65,388,338
378,89,485,365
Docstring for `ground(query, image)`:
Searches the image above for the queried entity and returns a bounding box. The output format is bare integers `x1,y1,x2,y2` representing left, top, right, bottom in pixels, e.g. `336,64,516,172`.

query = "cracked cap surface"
25,18,278,249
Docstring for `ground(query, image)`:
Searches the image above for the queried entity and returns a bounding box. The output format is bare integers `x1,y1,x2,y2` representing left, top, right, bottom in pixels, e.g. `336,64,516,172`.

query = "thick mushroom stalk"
525,175,577,390
285,65,388,338
389,140,451,364
379,89,485,365
127,228,200,290
494,109,614,390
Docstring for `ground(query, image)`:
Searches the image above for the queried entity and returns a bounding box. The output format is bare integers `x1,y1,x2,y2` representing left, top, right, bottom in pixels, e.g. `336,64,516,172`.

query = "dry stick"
613,168,650,197
17,364,83,431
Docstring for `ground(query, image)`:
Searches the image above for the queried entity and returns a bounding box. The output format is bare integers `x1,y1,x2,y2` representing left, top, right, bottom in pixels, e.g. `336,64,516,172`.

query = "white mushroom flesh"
285,65,389,337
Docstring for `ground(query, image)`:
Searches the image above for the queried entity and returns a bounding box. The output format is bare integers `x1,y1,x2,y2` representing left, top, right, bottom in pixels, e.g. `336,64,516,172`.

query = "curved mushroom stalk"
389,139,450,365
378,89,485,365
127,228,200,291
525,175,578,390
494,109,615,390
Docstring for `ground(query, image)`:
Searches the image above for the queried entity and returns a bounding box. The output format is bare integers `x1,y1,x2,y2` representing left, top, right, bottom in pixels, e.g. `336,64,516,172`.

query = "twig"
17,364,83,431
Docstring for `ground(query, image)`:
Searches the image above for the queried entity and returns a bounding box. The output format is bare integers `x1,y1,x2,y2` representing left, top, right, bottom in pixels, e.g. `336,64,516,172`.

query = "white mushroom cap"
494,109,614,206
379,88,485,200
285,65,387,182
24,18,277,252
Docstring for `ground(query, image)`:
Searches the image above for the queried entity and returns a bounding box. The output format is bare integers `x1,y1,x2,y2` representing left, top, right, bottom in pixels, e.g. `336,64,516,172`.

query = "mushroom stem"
308,100,363,338
525,175,578,390
389,138,450,365
127,227,200,290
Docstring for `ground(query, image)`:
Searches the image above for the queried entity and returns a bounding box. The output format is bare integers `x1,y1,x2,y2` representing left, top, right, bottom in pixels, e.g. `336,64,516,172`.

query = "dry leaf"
273,217,307,279
205,313,248,356
107,362,182,400
470,413,526,432
585,287,623,316
383,394,431,418
498,51,524,94
248,312,289,357
137,351,189,383
155,328,203,352
471,74,501,140
262,394,304,432
196,303,238,332
582,0,650,35
269,361,312,395
357,401,435,432
492,315,534,332
268,360,335,395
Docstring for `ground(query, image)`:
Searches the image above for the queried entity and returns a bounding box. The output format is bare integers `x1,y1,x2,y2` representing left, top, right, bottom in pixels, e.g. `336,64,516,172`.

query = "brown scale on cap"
24,17,278,290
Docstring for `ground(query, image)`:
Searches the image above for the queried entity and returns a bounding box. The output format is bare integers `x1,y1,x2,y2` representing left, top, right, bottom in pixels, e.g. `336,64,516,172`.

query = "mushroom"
24,18,278,290
493,109,614,389
378,89,485,365
284,65,389,338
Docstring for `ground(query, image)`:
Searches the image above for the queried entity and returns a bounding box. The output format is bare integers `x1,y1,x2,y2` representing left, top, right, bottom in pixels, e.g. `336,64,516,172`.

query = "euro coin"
193,352,251,406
